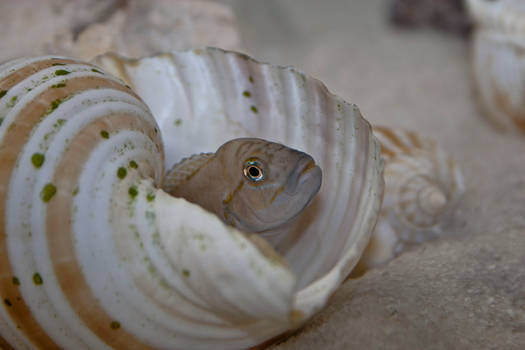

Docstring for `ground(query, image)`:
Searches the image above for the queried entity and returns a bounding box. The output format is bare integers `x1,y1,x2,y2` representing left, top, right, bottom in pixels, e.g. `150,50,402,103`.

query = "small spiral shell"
355,126,465,272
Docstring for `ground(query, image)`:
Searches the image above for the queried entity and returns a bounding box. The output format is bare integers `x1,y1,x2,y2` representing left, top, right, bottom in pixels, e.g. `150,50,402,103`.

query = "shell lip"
94,46,340,102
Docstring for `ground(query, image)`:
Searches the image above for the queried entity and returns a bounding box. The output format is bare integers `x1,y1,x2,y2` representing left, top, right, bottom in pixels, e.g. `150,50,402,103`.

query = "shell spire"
354,126,465,272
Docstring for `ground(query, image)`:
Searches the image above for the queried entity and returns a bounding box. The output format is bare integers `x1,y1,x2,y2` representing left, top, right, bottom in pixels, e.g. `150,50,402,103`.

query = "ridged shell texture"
0,49,384,350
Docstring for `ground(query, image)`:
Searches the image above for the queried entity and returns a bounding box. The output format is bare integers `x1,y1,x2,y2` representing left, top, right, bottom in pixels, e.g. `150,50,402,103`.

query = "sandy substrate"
230,0,525,349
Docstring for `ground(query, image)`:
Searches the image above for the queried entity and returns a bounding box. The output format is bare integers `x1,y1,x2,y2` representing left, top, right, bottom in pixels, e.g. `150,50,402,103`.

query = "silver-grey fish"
164,138,322,233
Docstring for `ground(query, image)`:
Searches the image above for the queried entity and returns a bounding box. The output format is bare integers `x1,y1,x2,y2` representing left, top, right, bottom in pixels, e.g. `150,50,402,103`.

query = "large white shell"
355,127,465,272
0,49,383,349
467,0,525,134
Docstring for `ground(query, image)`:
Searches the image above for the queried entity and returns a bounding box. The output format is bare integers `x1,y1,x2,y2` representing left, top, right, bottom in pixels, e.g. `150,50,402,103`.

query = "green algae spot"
4,299,12,307
6,96,17,108
12,277,20,286
0,118,3,126
337,104,342,112
51,83,66,89
250,105,258,114
125,84,131,89
51,63,66,66
31,153,45,168
146,193,155,202
40,183,57,202
117,167,127,179
129,160,138,169
242,90,251,98
0,90,6,98
55,69,70,76
72,186,79,196
249,75,254,83
33,273,43,285
100,130,109,139
56,119,66,126
128,186,138,199
182,269,190,277
91,68,103,74
110,321,121,330
159,278,170,290
50,98,63,112
174,119,182,126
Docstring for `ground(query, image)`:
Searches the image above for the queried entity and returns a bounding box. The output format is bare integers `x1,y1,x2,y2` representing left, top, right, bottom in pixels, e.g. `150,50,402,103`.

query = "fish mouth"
285,156,322,195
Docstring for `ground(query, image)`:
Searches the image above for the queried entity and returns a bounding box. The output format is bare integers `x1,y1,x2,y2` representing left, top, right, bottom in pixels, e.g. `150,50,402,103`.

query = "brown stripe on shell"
0,333,16,350
405,130,423,149
0,75,142,348
373,126,411,156
492,87,525,133
96,53,135,87
0,58,80,92
47,114,159,349
376,141,395,159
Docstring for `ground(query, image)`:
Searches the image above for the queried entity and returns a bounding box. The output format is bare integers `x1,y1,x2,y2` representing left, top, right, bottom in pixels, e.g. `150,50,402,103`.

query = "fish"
163,138,322,233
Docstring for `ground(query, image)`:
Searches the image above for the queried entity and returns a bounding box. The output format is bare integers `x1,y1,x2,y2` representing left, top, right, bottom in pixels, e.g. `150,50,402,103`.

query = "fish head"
216,138,322,232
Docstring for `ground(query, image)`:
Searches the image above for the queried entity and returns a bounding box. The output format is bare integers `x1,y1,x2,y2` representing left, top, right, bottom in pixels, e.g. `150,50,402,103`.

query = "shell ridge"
303,103,366,284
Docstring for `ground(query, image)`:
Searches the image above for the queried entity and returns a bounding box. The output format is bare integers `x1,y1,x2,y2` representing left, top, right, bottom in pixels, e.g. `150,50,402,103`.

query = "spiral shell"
355,126,465,272
0,49,383,349
467,0,525,134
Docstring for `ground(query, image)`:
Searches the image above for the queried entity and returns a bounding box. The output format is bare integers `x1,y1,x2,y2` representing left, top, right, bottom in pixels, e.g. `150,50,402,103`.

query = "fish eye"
243,160,264,182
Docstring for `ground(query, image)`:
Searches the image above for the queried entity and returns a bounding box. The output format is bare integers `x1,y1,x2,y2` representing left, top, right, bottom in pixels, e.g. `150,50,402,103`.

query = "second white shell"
467,0,525,134
355,127,465,272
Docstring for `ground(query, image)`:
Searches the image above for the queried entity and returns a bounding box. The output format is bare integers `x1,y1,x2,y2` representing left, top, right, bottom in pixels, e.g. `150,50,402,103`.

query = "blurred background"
0,0,475,147
229,0,472,138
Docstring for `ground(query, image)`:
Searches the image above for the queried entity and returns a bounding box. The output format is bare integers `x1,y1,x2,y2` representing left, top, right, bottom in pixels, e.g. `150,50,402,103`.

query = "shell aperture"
164,138,323,233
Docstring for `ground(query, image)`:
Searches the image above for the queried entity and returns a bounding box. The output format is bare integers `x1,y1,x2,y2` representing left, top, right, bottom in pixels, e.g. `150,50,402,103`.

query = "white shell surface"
0,49,383,349
94,47,384,291
357,127,465,271
467,0,525,134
